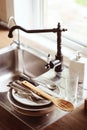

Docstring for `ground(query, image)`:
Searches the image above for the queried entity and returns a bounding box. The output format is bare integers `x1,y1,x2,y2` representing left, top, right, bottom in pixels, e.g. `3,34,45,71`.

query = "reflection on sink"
0,44,48,89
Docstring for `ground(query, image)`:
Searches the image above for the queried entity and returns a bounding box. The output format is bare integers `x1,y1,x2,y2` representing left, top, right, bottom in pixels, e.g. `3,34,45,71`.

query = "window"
14,0,33,28
41,0,87,55
13,0,87,56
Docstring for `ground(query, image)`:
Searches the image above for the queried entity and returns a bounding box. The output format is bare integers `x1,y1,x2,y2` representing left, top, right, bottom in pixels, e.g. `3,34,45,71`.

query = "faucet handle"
45,53,61,70
45,54,51,69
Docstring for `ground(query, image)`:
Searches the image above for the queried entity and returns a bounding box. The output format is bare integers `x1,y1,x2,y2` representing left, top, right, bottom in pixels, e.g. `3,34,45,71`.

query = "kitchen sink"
0,43,49,90
0,43,70,129
0,43,64,130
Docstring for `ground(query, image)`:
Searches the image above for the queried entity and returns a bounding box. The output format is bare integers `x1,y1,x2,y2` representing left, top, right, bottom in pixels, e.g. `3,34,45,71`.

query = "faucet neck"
56,23,67,61
55,23,67,72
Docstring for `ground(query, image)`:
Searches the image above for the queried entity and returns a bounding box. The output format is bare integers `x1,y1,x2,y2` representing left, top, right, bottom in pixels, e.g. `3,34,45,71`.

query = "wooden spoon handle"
22,80,54,101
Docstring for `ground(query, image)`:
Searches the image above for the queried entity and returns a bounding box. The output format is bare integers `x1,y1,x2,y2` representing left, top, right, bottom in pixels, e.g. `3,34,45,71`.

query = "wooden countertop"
0,103,87,130
0,26,87,130
0,105,31,130
44,104,87,130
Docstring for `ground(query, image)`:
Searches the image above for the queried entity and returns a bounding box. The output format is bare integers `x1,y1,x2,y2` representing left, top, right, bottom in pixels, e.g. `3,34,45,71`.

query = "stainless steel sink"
0,43,48,88
0,43,72,129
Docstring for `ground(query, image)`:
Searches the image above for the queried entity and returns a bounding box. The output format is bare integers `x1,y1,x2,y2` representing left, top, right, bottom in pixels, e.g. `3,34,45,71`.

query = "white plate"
12,89,51,107
7,90,54,116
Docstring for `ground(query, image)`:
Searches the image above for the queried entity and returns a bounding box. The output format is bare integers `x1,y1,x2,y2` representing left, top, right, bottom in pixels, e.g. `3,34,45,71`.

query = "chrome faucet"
8,22,67,72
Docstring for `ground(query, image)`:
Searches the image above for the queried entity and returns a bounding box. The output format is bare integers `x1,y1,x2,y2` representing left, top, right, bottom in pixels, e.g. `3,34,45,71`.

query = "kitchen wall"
0,0,14,24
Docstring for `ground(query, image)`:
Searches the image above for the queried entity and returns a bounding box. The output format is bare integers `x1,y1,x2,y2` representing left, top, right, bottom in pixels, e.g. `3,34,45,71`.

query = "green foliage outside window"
75,0,87,6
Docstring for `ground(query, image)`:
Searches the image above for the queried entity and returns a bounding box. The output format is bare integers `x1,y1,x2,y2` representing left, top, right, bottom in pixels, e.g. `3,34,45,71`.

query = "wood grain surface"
44,104,87,130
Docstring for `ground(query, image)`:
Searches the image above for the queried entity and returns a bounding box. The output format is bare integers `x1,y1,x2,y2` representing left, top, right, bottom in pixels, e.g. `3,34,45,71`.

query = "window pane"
43,0,87,47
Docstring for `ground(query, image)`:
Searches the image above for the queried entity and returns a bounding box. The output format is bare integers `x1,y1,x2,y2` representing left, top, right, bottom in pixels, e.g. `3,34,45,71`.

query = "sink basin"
0,43,69,129
0,43,48,89
0,43,60,118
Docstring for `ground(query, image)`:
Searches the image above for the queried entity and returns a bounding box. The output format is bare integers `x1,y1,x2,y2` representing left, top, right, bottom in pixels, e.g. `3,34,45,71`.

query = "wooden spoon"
22,80,74,112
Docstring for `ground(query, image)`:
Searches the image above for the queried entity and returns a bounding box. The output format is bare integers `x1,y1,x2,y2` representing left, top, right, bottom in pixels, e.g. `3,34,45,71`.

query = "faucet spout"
8,25,57,38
